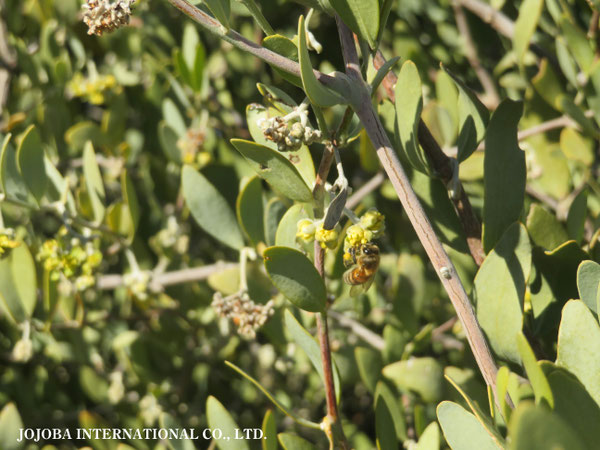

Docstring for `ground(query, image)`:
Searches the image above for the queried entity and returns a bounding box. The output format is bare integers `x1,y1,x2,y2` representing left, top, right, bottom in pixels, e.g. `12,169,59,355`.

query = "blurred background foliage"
0,0,600,448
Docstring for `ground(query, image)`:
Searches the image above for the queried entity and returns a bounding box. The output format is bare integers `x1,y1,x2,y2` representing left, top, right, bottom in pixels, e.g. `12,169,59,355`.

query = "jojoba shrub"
0,0,599,448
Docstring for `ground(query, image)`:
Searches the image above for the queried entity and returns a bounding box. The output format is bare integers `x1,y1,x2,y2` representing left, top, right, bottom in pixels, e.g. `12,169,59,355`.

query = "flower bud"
315,223,340,249
296,219,316,243
360,209,385,236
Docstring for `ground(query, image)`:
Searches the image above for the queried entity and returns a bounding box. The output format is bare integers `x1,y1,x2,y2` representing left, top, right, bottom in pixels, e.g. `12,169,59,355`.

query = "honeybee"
343,243,380,296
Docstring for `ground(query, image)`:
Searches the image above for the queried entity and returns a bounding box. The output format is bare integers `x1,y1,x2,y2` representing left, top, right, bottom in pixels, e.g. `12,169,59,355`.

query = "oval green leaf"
17,125,46,204
482,99,525,253
0,243,37,323
83,141,106,224
437,401,503,450
475,222,531,363
265,247,325,312
206,396,249,450
278,433,317,450
297,16,346,107
576,260,600,314
181,165,245,251
230,139,312,202
395,61,429,173
236,176,265,246
556,300,600,406
329,0,379,49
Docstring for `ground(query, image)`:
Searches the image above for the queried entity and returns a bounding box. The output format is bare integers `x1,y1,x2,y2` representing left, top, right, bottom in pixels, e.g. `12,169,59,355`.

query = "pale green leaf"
181,165,245,250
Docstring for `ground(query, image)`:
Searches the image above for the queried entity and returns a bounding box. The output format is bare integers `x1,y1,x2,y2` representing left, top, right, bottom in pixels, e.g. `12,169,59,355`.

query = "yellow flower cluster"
295,219,340,249
37,237,103,291
68,72,120,105
0,232,20,256
343,209,385,255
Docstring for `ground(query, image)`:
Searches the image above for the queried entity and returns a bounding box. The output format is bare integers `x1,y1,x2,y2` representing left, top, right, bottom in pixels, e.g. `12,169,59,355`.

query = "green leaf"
120,170,140,244
1,135,30,204
437,401,503,450
181,165,245,250
509,402,585,450
206,396,249,450
566,189,588,244
245,105,316,188
180,23,205,92
395,61,429,173
382,357,444,402
265,248,326,312
159,413,197,450
230,139,312,202
0,403,23,450
0,243,37,323
17,125,46,204
262,35,302,87
329,0,379,49
83,142,106,224
262,410,278,450
374,381,407,441
416,422,440,450
375,394,398,450
513,0,544,64
475,223,531,363
556,299,600,406
204,0,230,29
482,99,526,253
276,203,309,248
532,59,565,111
162,98,187,137
284,310,341,400
443,65,489,163
525,204,568,250
297,16,347,107
236,176,265,246
561,18,594,74
264,198,287,247
79,366,109,403
577,260,600,314
496,366,511,423
528,241,588,318
278,433,317,450
547,368,600,450
158,122,183,164
444,373,505,446
560,128,595,165
516,333,554,408
65,121,107,152
355,346,382,393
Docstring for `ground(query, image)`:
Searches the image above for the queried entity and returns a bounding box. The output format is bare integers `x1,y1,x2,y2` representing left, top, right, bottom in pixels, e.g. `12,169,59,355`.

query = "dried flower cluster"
259,117,322,151
212,292,275,339
82,0,135,36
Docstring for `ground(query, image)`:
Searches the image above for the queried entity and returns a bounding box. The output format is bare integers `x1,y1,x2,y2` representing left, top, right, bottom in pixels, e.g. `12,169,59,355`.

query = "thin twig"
346,172,385,210
446,110,594,156
97,262,238,290
166,0,345,93
338,18,501,404
374,52,486,265
452,1,500,108
328,310,385,350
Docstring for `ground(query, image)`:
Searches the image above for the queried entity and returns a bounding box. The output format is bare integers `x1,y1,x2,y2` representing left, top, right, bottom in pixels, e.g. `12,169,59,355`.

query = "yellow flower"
0,235,20,256
344,224,373,251
360,209,385,236
296,219,316,243
315,223,339,249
